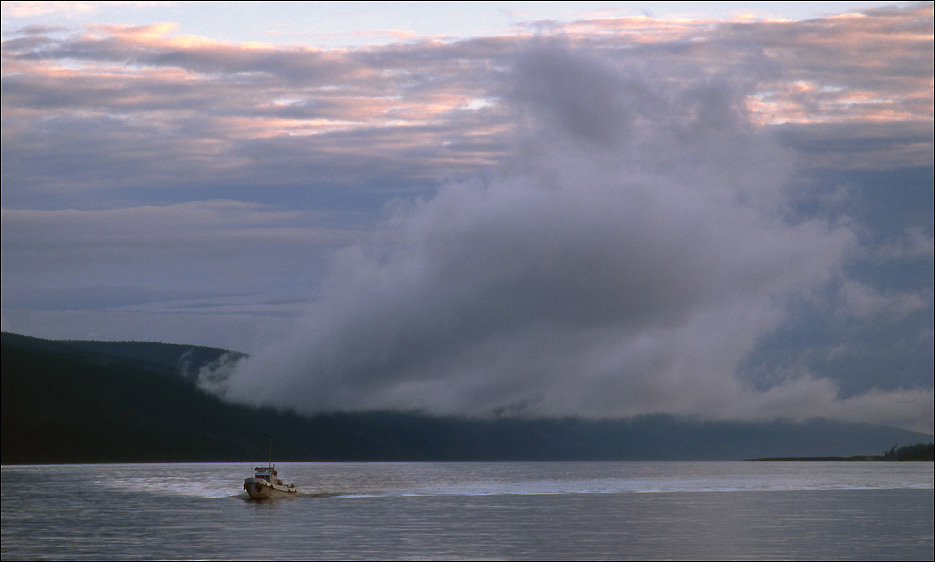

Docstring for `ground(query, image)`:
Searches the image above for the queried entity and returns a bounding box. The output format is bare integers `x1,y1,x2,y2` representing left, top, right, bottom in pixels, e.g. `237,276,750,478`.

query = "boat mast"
268,438,272,468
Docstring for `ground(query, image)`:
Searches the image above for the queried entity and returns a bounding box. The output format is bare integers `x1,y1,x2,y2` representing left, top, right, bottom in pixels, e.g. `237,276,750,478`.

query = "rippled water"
2,461,932,560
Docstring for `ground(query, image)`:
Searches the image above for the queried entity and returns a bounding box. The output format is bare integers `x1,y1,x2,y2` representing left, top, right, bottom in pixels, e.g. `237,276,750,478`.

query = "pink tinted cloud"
2,3,931,196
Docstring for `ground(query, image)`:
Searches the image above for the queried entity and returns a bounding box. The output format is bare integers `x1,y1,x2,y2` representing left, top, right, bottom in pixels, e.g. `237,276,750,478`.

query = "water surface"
2,461,932,560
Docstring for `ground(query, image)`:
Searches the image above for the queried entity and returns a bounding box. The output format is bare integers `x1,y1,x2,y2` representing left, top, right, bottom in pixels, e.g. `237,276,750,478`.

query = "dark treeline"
3,332,932,464
882,442,935,461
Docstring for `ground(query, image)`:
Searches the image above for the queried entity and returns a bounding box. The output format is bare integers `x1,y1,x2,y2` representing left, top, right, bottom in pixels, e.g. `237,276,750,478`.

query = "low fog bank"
200,47,933,433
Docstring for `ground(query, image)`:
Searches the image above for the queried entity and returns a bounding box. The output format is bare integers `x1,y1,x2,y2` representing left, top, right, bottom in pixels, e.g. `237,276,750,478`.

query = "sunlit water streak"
2,461,932,560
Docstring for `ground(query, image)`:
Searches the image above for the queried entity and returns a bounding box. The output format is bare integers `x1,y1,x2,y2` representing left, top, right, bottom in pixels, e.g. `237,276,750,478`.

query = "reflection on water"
2,462,932,560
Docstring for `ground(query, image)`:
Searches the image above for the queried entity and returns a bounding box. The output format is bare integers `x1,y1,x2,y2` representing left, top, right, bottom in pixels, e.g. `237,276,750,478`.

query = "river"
2,461,932,560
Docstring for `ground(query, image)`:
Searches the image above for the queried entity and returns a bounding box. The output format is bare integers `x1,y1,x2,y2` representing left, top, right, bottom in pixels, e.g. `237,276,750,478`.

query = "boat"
243,441,297,499
243,464,297,499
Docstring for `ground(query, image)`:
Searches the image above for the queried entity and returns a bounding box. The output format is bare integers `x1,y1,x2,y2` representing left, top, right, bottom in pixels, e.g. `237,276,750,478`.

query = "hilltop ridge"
3,332,931,464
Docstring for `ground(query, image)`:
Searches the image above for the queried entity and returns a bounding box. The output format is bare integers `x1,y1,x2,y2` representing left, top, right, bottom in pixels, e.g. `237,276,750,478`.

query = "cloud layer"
3,4,933,431
203,47,929,430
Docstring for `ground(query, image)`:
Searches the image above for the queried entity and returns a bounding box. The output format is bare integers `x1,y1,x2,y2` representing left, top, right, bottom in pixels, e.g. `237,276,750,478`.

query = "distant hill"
2,331,932,464
0,332,242,382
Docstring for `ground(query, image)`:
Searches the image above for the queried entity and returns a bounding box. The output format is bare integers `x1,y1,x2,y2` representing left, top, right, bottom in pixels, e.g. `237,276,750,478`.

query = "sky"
2,2,932,432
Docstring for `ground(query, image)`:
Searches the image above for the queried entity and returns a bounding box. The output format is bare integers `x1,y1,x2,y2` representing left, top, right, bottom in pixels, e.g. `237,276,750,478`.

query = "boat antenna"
268,438,272,468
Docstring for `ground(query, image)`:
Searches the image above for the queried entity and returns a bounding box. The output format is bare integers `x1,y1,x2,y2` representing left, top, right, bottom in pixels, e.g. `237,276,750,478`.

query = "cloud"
874,227,935,261
197,47,930,430
0,200,371,350
2,4,930,207
3,4,931,431
837,278,930,321
0,201,360,313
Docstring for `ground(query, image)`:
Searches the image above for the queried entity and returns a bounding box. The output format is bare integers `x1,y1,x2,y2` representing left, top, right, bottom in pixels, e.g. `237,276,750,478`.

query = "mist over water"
200,46,931,429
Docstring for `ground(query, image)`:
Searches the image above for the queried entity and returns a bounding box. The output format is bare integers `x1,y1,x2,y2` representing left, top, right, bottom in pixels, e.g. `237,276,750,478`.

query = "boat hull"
244,477,296,499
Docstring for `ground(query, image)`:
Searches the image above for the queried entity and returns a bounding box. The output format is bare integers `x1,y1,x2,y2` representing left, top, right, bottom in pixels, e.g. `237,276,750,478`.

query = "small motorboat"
244,464,297,499
243,441,297,499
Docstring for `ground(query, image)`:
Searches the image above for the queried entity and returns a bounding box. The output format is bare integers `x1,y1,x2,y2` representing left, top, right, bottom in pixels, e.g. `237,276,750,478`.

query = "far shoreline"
746,456,881,461
747,443,934,462
745,456,933,462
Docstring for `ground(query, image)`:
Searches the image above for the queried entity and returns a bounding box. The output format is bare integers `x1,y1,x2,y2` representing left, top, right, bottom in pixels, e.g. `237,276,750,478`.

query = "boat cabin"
254,465,290,487
254,466,278,483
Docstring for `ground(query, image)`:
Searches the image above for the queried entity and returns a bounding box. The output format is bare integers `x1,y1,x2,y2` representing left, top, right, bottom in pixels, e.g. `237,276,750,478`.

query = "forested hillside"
3,332,931,464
